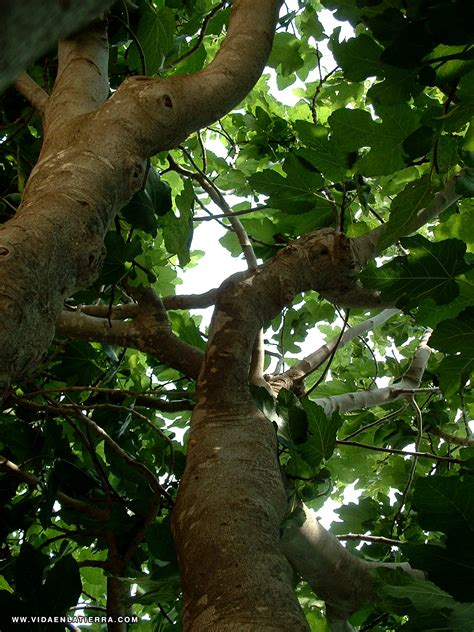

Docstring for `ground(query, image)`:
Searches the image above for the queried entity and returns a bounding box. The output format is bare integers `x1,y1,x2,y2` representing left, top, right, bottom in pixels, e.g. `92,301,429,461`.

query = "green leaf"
458,68,474,105
277,389,309,446
329,32,384,82
42,555,82,614
168,311,205,350
377,175,437,251
361,236,471,309
294,121,351,182
332,497,381,535
121,169,172,237
356,104,419,176
101,232,143,284
129,6,176,74
430,307,474,363
52,341,102,385
405,542,474,603
160,180,194,266
455,168,474,197
146,516,177,563
268,33,304,76
328,108,378,151
368,67,421,105
299,400,341,468
249,155,324,213
437,354,474,396
413,475,474,537
373,567,474,631
15,543,48,602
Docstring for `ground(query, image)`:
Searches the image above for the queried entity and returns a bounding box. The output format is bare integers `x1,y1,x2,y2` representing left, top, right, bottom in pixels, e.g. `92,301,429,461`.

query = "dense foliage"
1,0,474,630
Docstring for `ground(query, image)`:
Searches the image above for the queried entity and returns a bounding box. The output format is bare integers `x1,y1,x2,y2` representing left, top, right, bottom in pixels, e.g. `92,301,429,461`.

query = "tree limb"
0,0,282,393
312,329,433,416
13,73,49,113
57,302,203,381
281,504,424,627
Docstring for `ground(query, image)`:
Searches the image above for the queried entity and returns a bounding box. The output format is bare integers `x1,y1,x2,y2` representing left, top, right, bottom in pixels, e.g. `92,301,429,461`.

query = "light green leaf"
268,32,304,76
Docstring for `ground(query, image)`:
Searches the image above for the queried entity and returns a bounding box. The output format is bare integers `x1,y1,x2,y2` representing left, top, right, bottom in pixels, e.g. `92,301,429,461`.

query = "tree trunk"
173,402,308,631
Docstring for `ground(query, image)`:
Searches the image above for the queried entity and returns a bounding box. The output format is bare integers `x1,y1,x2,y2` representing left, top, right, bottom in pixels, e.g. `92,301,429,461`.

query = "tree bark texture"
0,0,282,394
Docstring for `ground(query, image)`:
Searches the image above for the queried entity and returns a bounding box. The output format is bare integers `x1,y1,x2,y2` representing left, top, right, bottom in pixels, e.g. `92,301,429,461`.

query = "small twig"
168,154,258,269
391,398,423,535
310,63,337,124
342,404,409,441
193,205,268,221
336,440,463,464
117,15,147,74
0,455,109,521
304,309,351,397
336,533,403,547
427,425,474,446
197,130,207,172
165,0,227,70
459,389,472,438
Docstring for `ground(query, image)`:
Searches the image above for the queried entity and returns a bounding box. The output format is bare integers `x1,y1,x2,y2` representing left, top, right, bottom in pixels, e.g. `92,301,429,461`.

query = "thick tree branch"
172,229,362,631
281,505,424,626
72,288,219,320
57,297,203,381
46,20,110,127
13,72,49,113
312,329,433,416
104,0,283,156
0,0,281,394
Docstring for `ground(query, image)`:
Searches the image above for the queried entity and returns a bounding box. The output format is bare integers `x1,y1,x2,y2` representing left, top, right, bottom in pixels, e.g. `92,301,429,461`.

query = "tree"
1,0,474,630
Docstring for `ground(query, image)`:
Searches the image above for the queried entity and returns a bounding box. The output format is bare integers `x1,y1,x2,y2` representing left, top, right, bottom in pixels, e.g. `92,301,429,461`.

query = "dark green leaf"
42,555,82,614
430,307,474,358
15,543,48,602
328,108,378,151
121,169,172,236
160,180,194,266
146,516,177,563
455,169,474,197
373,567,474,631
329,32,384,82
361,236,471,308
413,475,474,536
129,6,176,74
